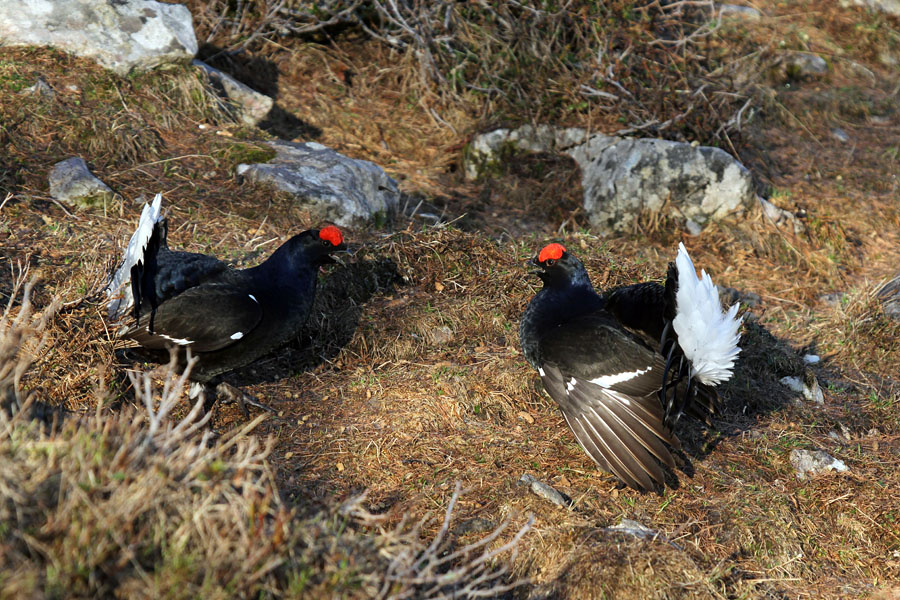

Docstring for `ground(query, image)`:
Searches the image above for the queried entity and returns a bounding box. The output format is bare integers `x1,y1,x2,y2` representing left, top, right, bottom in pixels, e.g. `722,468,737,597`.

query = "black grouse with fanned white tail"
519,242,742,491
106,194,346,410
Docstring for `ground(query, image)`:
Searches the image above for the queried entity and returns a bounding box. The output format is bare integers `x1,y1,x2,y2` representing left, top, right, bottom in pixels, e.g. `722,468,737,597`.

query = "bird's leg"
188,381,219,416
188,381,275,417
214,382,276,417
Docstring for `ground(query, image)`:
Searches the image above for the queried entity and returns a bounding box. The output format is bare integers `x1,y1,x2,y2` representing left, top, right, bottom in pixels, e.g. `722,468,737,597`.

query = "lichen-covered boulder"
49,157,116,209
237,141,399,227
466,125,756,234
0,0,197,75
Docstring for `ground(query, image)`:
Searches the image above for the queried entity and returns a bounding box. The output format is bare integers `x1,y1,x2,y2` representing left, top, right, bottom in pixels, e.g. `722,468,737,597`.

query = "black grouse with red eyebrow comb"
105,193,347,414
520,242,741,491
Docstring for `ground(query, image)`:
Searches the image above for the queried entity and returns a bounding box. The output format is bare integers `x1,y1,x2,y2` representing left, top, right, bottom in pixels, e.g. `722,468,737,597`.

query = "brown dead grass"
2,0,900,597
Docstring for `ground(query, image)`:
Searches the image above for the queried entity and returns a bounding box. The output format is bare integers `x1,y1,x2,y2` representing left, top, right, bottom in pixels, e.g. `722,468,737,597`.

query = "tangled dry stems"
189,0,766,146
0,279,531,598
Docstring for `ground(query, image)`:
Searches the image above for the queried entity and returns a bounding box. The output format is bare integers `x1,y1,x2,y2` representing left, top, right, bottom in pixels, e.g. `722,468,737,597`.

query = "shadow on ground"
197,43,323,141
663,315,808,487
226,256,404,387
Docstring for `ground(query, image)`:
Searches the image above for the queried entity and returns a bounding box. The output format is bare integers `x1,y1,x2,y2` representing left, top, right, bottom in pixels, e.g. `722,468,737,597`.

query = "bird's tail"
670,242,742,386
105,194,163,321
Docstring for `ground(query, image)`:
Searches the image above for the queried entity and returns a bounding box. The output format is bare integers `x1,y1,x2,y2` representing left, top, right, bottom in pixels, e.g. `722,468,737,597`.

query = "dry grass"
0,281,530,599
2,0,900,597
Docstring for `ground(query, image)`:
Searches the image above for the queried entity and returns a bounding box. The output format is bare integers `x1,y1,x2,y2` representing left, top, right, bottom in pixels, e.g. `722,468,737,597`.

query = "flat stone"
24,77,54,98
759,197,805,234
790,449,848,479
779,372,824,404
877,274,900,319
427,325,454,346
48,157,116,209
466,125,756,234
830,128,850,143
454,517,497,536
518,474,572,507
782,52,829,79
193,60,273,126
0,0,197,76
237,141,399,227
717,4,763,19
604,518,659,540
717,285,762,308
840,0,900,17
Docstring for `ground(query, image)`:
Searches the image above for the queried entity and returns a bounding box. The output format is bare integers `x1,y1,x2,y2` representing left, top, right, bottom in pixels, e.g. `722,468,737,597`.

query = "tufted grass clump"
0,277,530,599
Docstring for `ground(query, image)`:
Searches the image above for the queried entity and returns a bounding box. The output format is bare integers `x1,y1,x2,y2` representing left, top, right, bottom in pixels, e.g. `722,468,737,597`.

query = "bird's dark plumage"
106,194,346,389
520,242,741,491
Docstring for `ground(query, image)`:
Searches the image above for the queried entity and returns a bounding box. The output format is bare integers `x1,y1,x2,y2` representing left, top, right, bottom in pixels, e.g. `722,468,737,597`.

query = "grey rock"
193,60,273,126
781,52,829,79
840,0,900,17
574,137,755,232
604,518,659,540
717,4,763,19
427,325,454,346
518,473,572,507
685,218,704,236
24,77,54,98
454,517,496,536
466,125,755,233
877,273,900,319
779,372,824,404
845,61,876,82
603,518,683,549
464,124,588,180
789,449,848,479
0,0,197,76
49,157,116,209
237,141,399,227
878,50,900,67
819,292,846,307
760,197,805,234
803,354,821,365
830,128,850,143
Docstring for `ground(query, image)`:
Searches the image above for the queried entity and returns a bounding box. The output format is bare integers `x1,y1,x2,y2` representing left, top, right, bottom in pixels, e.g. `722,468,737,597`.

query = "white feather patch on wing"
671,242,742,386
589,367,651,389
158,332,193,346
106,193,163,320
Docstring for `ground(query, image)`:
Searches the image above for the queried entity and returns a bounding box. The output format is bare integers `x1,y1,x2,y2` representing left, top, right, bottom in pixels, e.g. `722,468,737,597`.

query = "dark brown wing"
537,312,678,491
124,285,262,352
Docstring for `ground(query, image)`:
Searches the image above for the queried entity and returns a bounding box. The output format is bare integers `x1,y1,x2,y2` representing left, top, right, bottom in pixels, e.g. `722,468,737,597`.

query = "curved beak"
320,242,349,266
526,256,542,277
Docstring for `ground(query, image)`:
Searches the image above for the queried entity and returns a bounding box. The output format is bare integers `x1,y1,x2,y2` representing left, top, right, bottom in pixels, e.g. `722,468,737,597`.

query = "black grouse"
519,242,741,491
105,194,346,412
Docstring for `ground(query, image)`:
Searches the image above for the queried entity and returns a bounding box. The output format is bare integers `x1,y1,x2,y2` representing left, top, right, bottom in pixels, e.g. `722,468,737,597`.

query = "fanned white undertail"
105,193,163,321
671,242,742,385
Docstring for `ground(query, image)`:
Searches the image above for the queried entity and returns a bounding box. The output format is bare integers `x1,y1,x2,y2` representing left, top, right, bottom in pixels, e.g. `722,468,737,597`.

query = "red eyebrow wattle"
319,225,343,246
539,243,566,263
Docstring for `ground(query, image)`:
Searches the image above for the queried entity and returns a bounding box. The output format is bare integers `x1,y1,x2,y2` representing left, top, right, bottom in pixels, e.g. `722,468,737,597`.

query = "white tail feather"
671,242,742,386
106,193,163,320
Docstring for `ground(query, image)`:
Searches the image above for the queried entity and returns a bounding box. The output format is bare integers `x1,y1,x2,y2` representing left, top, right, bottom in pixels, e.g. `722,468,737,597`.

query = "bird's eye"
321,238,331,246
544,259,555,266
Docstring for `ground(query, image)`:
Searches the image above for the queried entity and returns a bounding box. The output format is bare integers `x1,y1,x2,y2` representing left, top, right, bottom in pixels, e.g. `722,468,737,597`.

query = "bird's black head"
310,225,347,266
527,243,592,288
277,225,347,269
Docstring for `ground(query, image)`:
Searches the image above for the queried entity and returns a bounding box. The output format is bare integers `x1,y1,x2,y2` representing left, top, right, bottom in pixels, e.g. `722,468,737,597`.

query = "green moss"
213,141,277,170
